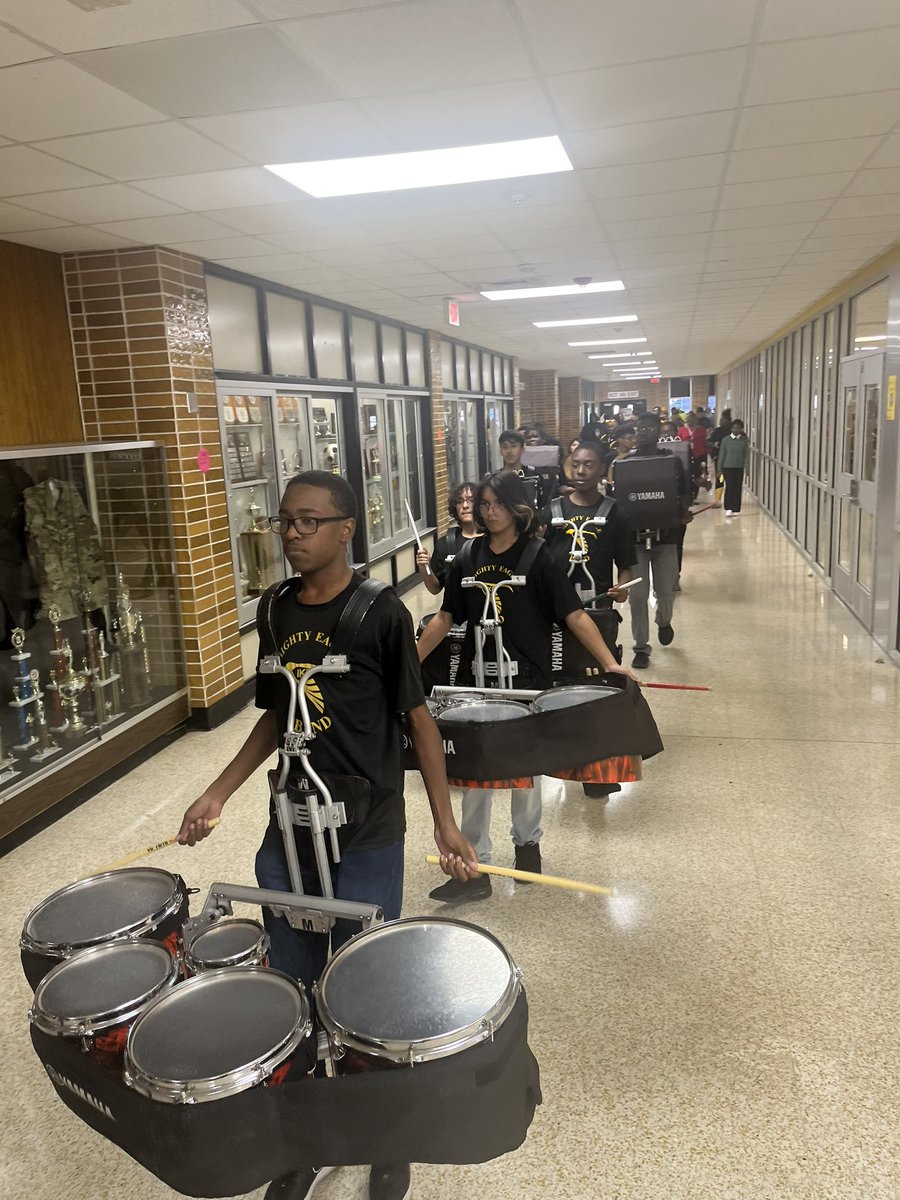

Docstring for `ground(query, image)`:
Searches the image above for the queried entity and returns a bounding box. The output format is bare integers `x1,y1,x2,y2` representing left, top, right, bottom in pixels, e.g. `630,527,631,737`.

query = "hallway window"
850,278,889,348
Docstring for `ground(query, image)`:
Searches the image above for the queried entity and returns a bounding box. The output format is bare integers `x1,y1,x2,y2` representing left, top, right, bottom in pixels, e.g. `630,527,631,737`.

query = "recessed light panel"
533,314,638,328
569,337,648,347
265,135,573,198
481,281,624,301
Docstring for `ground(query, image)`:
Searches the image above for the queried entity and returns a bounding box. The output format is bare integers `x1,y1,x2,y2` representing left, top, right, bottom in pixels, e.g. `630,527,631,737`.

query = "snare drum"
530,684,619,713
184,918,270,975
124,967,313,1103
29,940,179,1070
315,916,521,1072
437,697,531,724
21,868,189,989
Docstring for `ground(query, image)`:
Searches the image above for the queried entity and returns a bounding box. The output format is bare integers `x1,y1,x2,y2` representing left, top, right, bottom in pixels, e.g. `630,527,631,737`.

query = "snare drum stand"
551,513,607,607
462,575,528,689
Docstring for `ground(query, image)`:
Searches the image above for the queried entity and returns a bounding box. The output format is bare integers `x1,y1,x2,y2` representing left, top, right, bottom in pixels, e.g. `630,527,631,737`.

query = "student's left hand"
607,663,640,684
607,584,629,603
434,824,480,881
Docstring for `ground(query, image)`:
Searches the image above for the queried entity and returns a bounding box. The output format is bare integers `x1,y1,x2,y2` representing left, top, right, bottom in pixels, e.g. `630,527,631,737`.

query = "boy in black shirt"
178,471,476,1200
498,428,544,509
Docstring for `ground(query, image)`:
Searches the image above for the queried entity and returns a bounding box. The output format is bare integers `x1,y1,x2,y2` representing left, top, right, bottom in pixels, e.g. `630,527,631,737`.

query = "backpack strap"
445,525,461,556
455,536,476,576
595,496,615,524
330,576,389,656
514,535,544,577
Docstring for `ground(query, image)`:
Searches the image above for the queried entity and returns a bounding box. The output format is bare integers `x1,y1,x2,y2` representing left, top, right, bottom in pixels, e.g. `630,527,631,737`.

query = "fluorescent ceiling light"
604,361,655,367
569,337,648,347
854,335,887,342
588,351,652,359
533,314,638,328
481,280,624,301
265,135,573,198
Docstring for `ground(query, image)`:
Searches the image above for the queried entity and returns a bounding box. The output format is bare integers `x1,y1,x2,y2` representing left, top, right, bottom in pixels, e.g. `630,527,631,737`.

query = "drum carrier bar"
548,495,614,606
255,576,389,928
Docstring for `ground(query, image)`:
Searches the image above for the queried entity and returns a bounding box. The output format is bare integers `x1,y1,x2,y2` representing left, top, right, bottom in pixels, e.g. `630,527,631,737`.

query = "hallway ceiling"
0,0,898,379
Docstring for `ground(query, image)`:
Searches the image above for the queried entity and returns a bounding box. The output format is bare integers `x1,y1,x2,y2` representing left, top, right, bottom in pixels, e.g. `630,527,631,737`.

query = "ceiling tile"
810,215,900,239
208,253,319,274
456,204,594,237
263,226,382,252
307,244,418,268
515,0,754,73
714,199,832,228
0,59,165,140
844,167,900,195
92,212,243,242
187,101,392,163
595,188,719,222
759,0,900,41
734,92,900,151
454,173,590,213
726,138,881,184
0,0,257,53
358,80,557,148
746,28,900,105
567,112,735,170
202,201,348,235
11,184,183,224
0,29,53,68
38,123,246,180
827,193,900,218
277,0,532,98
5,226,142,252
584,155,726,199
606,212,715,241
719,173,852,209
136,168,300,209
254,0,409,13
548,49,747,130
709,222,816,247
164,236,288,259
73,27,337,118
0,145,108,196
0,201,70,234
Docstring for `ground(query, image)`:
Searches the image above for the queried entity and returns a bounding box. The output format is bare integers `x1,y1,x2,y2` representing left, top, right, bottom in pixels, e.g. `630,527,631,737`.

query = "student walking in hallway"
718,419,749,516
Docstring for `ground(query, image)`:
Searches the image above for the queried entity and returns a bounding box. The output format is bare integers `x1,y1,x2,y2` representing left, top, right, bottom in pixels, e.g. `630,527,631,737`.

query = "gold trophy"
58,645,87,734
114,572,150,708
30,696,61,762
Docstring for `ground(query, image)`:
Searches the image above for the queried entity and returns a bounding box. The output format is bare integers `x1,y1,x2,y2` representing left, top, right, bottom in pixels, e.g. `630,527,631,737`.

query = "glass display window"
312,305,347,379
358,390,425,555
0,443,184,808
406,331,425,388
267,292,310,377
445,397,479,490
206,275,263,373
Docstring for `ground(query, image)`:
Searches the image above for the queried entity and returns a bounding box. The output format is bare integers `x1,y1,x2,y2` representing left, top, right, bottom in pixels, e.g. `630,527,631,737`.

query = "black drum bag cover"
613,455,682,532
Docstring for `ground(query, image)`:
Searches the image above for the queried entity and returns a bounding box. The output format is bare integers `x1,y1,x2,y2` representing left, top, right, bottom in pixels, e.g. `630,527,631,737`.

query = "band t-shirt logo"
255,575,425,851
541,496,636,596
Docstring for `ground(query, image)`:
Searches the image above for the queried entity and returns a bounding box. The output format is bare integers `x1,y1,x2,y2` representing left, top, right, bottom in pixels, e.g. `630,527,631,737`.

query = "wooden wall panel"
0,241,83,447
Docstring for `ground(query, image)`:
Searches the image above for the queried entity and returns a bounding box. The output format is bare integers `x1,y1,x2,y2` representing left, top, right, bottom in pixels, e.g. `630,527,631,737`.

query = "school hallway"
2,491,898,1200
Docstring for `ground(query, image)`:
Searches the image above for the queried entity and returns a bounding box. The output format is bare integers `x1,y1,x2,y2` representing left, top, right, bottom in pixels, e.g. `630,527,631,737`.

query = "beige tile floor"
2,491,899,1200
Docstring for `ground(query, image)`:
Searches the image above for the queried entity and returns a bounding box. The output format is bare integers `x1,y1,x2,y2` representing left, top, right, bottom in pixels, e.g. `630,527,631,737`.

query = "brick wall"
428,331,450,536
63,247,243,713
557,376,582,445
519,368,559,436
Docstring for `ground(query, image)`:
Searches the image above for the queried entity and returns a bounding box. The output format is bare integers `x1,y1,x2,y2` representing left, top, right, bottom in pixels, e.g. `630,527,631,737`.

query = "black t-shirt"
430,528,482,590
441,535,582,689
540,495,637,596
255,574,426,851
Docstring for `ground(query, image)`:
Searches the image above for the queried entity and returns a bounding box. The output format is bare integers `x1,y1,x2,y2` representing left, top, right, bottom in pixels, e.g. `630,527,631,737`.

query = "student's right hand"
416,547,431,570
177,794,225,846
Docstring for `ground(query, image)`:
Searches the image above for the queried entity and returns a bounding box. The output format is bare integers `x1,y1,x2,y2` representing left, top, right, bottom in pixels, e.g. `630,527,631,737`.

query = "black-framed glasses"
267,515,348,535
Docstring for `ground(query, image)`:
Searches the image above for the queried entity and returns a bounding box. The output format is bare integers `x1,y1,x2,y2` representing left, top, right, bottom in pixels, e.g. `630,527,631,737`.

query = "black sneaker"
428,873,491,904
631,650,650,669
265,1166,335,1200
583,783,621,798
658,624,675,645
514,841,541,880
369,1164,411,1200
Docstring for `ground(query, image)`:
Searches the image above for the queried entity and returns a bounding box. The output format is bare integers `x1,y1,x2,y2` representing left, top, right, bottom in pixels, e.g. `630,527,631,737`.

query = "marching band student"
177,470,478,1200
415,480,480,595
497,428,545,509
416,470,633,904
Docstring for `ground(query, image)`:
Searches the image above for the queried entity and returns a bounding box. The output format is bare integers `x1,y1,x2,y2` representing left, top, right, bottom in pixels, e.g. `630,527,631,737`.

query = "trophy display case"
0,442,186,834
219,388,346,627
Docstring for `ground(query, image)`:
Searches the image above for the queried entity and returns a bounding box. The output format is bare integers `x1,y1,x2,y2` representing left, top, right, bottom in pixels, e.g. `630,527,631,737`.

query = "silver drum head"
30,941,178,1037
21,868,183,957
185,919,269,971
124,967,311,1103
531,685,619,713
438,698,531,724
316,917,520,1064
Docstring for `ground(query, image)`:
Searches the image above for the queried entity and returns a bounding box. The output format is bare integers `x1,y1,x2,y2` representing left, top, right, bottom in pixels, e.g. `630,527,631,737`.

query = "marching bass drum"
437,697,530,724
530,684,619,713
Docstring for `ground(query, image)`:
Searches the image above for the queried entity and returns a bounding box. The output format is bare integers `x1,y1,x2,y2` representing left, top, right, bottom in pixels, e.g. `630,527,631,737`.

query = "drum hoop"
20,868,185,959
123,966,311,1104
315,916,522,1065
184,919,270,972
29,941,180,1038
531,685,618,711
437,697,531,723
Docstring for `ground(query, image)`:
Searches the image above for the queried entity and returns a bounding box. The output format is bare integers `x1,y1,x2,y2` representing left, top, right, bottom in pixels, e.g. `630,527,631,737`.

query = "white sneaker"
724,510,733,516
731,512,740,517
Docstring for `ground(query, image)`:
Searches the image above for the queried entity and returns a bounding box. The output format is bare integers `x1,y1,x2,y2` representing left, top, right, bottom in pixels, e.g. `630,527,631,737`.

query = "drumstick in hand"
88,818,221,876
425,855,611,896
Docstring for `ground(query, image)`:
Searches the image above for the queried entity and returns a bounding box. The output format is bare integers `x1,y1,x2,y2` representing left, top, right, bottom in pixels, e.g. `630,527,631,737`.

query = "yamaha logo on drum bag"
45,1063,116,1121
626,491,666,502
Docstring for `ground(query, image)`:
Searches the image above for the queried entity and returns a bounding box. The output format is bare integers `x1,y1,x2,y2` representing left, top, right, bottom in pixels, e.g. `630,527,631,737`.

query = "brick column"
427,331,450,535
519,368,559,437
558,376,582,443
63,247,243,714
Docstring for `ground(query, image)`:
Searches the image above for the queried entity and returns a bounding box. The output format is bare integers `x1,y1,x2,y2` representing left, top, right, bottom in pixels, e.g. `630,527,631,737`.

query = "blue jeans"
254,818,404,996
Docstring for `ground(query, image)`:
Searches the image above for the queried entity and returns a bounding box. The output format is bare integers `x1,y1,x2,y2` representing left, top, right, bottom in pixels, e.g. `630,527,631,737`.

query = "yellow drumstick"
425,854,611,896
88,818,221,876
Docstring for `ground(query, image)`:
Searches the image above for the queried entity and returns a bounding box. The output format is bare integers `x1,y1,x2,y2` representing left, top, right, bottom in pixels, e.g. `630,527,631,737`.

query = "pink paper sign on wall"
197,448,210,474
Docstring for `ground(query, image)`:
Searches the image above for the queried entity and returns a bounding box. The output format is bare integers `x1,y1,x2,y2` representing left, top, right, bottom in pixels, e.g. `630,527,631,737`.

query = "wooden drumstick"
425,854,611,896
88,818,221,876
